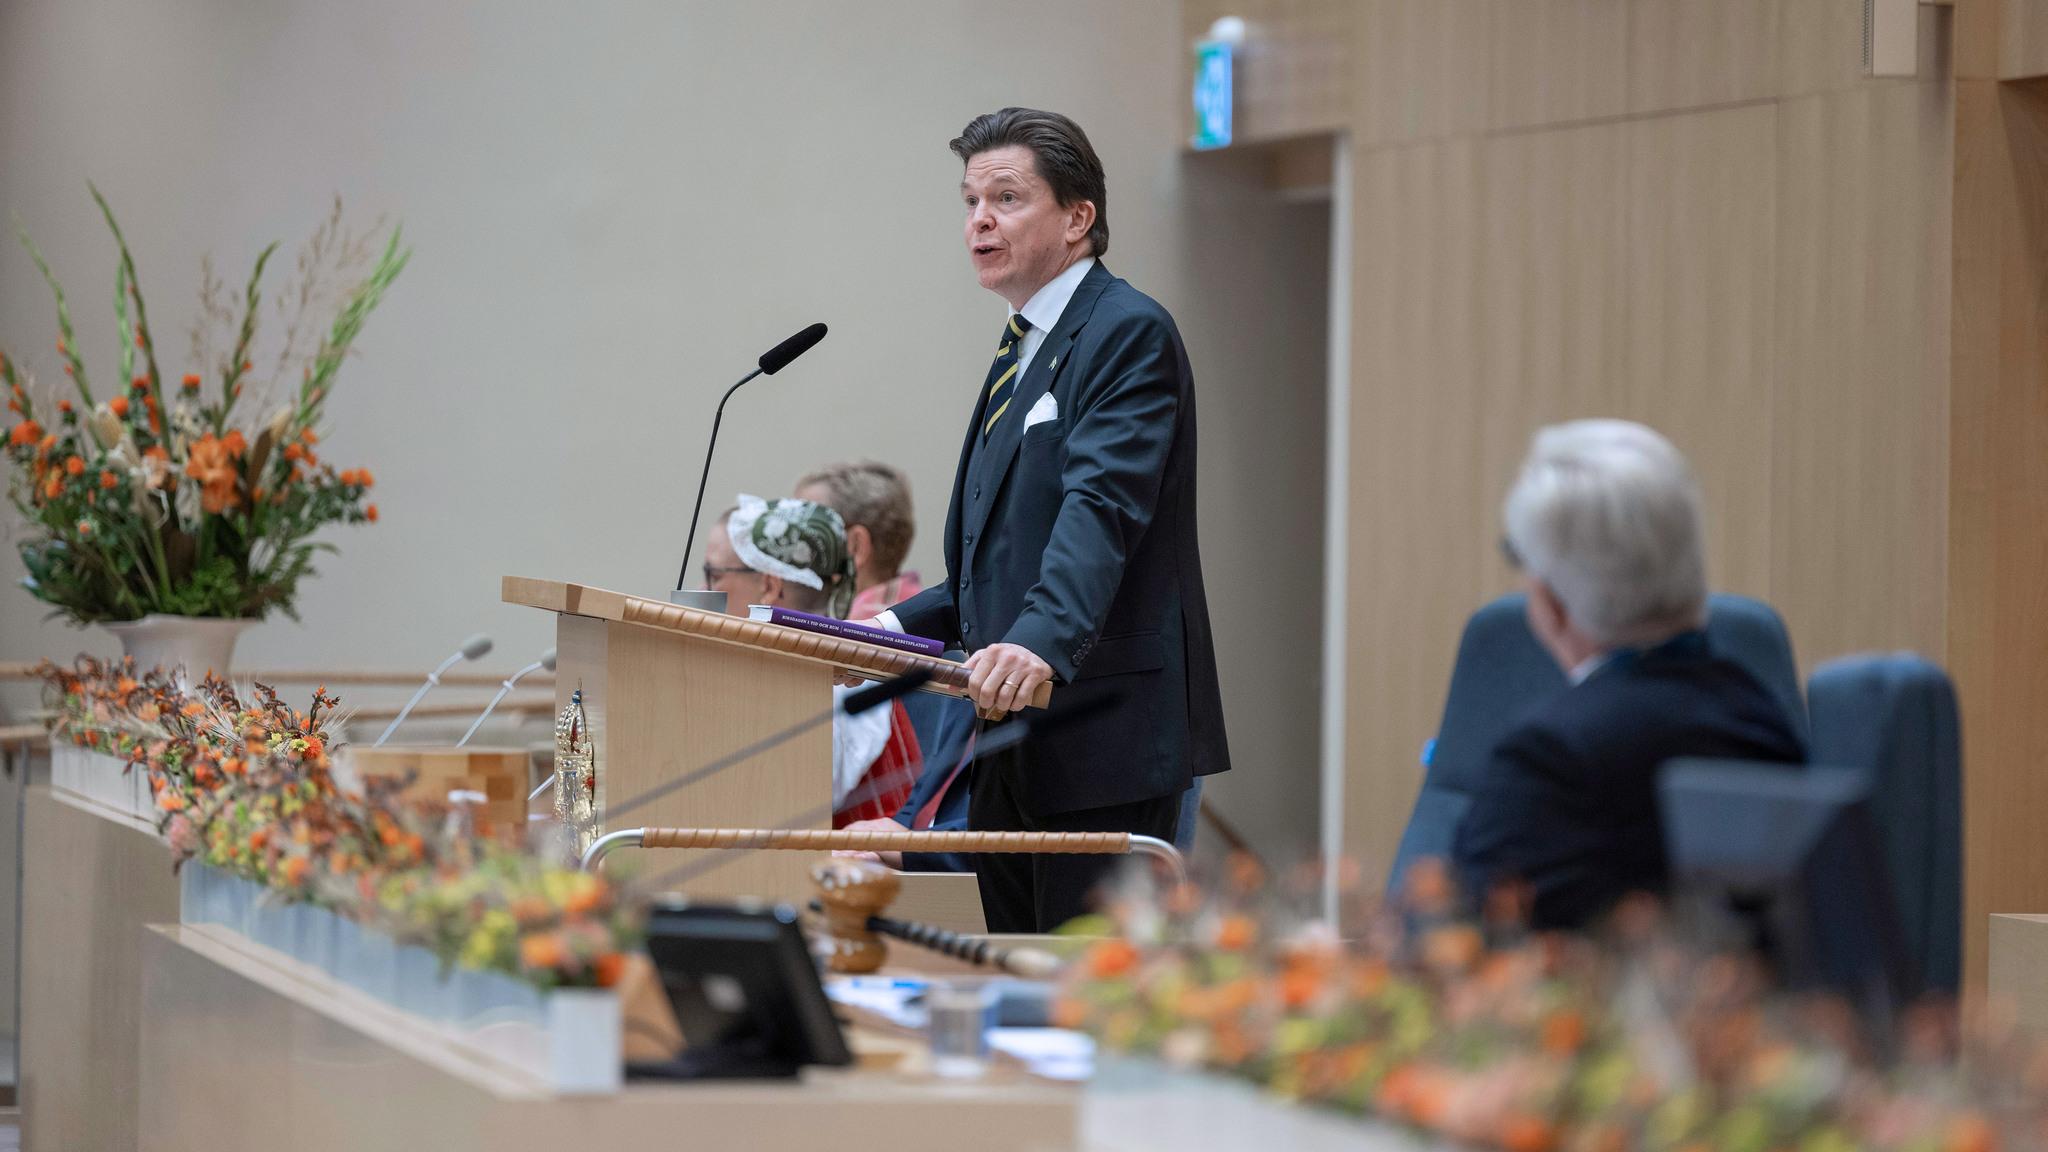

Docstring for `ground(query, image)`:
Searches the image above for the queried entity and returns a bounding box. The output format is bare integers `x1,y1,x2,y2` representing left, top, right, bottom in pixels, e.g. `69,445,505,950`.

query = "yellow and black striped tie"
981,313,1033,439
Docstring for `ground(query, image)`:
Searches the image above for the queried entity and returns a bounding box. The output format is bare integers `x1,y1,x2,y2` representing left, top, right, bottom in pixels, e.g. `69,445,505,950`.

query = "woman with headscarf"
704,494,921,827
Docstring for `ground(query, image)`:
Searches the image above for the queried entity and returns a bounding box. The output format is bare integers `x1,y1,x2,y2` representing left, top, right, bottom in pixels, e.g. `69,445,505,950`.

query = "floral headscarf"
726,494,856,618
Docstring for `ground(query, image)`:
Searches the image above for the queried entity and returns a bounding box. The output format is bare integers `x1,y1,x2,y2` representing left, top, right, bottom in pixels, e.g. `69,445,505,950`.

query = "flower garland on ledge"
42,656,638,990
1058,861,2047,1152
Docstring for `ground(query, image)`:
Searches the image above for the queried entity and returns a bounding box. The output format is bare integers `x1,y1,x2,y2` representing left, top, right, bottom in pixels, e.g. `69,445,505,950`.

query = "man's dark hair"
951,107,1109,257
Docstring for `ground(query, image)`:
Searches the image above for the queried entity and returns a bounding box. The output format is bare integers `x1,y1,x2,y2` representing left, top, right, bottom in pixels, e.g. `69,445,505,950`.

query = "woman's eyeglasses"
702,564,756,586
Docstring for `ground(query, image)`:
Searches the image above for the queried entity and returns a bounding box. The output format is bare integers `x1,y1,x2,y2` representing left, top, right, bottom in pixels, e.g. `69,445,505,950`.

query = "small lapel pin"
1049,356,1059,372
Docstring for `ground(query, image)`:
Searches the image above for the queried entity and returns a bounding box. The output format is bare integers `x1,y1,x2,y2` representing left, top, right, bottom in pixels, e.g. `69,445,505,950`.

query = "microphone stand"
457,649,555,748
673,368,761,601
376,641,488,747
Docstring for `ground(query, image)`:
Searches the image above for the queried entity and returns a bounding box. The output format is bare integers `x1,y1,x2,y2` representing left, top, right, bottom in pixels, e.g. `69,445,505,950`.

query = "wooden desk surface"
137,923,1081,1152
22,785,179,1152
1989,913,2048,1037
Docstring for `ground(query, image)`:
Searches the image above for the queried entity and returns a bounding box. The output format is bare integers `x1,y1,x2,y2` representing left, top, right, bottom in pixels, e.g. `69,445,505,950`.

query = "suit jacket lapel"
965,262,1112,543
943,343,1000,578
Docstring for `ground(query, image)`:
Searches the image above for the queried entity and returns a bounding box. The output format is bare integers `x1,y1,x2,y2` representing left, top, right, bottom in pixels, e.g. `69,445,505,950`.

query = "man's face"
703,520,768,616
962,144,1090,309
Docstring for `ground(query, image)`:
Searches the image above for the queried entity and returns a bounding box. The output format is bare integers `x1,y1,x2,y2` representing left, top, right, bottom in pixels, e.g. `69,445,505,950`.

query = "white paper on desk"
989,1028,1094,1081
826,976,929,1029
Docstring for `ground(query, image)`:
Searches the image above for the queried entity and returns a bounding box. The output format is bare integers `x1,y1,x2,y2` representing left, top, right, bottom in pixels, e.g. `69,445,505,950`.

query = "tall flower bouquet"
3,190,406,624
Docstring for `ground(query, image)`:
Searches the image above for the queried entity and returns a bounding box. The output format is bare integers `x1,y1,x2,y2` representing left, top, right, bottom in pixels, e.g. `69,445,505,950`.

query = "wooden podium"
502,577,1046,905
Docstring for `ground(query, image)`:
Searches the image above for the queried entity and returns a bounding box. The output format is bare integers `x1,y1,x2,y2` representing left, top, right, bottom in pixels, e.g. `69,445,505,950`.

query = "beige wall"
0,3,1328,861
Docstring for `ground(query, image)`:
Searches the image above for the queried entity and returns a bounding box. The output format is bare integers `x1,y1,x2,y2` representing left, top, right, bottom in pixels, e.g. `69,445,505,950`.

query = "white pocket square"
1023,392,1060,429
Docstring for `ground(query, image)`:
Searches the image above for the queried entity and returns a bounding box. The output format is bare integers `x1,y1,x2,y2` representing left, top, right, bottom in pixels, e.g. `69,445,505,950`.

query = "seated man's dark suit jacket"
891,260,1231,818
1452,631,1806,931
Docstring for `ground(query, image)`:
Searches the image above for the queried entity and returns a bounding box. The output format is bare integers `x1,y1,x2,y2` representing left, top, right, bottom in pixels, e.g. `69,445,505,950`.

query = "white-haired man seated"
1452,420,1806,931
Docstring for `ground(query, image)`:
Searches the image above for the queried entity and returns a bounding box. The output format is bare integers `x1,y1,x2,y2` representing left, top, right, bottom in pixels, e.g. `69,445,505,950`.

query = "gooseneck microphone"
456,646,557,748
375,633,494,747
673,322,829,594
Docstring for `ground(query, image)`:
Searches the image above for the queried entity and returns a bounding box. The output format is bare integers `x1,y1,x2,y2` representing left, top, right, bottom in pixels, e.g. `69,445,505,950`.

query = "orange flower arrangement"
183,433,242,514
1058,862,2048,1152
42,657,640,991
4,190,405,624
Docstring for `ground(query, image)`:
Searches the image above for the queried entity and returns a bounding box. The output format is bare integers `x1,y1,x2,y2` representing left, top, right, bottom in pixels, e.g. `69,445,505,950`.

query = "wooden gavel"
808,859,1063,979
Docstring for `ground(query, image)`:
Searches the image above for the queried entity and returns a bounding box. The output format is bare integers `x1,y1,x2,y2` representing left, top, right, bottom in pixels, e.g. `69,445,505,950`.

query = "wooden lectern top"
502,577,1050,710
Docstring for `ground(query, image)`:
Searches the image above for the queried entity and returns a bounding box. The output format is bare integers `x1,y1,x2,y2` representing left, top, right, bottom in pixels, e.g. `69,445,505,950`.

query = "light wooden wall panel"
1182,0,1356,142
1354,0,1493,147
1622,104,1781,600
1780,0,1876,96
1949,74,2048,991
1999,0,2048,78
1488,0,1631,132
1345,138,1492,869
1630,0,1782,112
1770,82,1952,667
1189,5,1990,980
1327,3,1957,895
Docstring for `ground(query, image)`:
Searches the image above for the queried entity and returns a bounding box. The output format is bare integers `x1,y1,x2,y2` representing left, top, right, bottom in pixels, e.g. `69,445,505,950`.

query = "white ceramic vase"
101,614,253,680
546,987,623,1093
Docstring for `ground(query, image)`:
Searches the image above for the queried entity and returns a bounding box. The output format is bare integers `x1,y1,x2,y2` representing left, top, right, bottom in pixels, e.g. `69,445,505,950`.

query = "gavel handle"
864,911,1063,980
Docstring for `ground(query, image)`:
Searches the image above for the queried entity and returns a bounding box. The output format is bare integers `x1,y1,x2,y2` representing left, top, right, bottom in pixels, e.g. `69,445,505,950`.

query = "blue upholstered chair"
1386,592,1806,895
1806,653,1962,993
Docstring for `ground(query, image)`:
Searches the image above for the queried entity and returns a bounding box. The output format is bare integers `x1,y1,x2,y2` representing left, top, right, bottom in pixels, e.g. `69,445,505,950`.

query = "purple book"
747,605,945,657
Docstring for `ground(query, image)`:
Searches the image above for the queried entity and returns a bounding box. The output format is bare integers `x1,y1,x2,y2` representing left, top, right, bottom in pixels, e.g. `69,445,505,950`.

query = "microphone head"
458,634,495,661
540,647,558,672
757,322,827,375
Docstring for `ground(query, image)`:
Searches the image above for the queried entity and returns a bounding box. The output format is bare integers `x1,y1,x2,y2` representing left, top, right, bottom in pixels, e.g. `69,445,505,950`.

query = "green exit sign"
1192,40,1232,150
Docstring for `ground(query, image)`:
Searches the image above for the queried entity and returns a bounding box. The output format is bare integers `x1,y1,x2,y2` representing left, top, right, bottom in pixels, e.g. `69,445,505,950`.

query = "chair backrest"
1806,653,1962,992
1386,591,1806,895
1699,595,1810,746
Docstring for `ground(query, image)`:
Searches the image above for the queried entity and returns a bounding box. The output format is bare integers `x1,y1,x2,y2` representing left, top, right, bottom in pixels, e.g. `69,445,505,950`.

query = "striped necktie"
981,313,1033,439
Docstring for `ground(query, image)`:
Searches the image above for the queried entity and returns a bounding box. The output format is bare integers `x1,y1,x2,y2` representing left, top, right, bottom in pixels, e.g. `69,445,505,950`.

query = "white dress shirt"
1012,255,1095,378
1569,651,1618,685
872,257,1097,636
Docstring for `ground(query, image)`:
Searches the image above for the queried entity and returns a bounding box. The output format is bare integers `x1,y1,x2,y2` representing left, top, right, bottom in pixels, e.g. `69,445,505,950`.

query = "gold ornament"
553,688,597,860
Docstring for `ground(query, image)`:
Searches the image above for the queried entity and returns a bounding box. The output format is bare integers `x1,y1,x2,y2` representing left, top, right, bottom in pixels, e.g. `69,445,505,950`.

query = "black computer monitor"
633,901,852,1081
1659,760,1918,1030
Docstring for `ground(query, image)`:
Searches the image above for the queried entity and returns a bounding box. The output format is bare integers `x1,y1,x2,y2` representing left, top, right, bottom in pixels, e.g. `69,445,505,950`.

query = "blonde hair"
795,460,915,574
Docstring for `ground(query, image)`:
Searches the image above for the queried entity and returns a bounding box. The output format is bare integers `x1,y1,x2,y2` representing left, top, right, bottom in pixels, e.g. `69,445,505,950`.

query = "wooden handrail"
639,827,1133,854
504,577,1051,710
0,724,48,746
587,826,1187,884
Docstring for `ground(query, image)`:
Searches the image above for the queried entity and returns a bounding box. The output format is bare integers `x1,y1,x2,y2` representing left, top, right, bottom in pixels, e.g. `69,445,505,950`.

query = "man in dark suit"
867,108,1231,932
1453,421,1805,932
